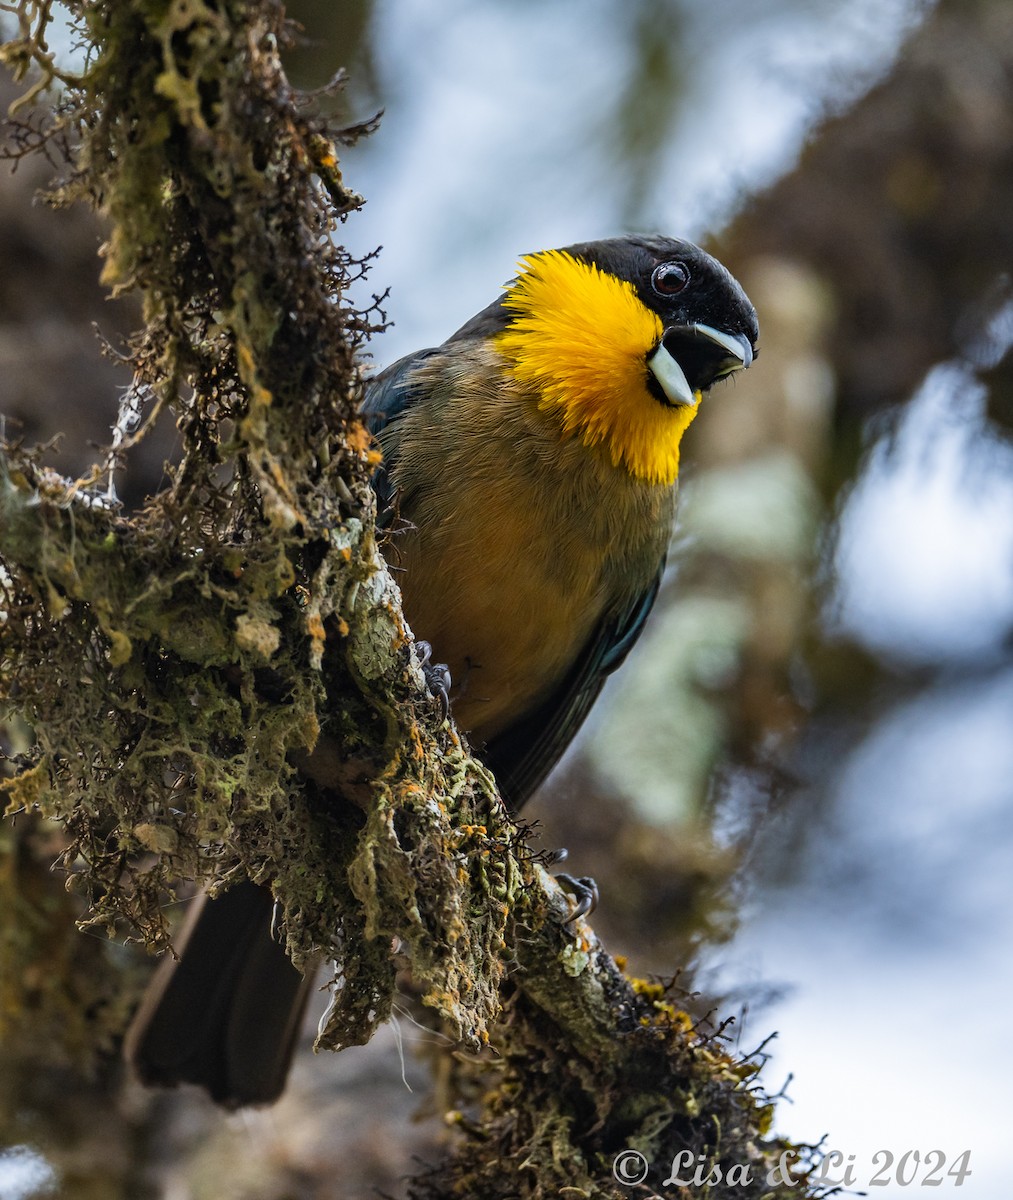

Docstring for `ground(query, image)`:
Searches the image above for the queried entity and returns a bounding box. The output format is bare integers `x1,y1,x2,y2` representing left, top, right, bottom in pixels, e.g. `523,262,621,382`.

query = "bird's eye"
651,261,690,296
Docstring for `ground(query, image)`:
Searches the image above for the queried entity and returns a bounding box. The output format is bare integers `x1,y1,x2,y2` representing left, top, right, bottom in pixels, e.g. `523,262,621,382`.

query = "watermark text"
611,1147,973,1189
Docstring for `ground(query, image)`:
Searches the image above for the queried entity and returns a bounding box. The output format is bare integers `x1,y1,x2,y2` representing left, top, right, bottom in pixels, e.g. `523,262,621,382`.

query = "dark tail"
124,880,315,1108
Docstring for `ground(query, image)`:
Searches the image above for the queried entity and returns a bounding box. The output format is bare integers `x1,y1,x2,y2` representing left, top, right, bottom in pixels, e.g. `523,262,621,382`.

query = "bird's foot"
555,871,600,925
416,640,451,719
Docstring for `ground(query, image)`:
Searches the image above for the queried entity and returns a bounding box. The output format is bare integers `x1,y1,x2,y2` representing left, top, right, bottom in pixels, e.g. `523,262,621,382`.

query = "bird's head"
488,236,758,486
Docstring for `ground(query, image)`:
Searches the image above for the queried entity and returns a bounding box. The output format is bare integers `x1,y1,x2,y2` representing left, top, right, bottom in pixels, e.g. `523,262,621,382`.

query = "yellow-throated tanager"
126,236,758,1107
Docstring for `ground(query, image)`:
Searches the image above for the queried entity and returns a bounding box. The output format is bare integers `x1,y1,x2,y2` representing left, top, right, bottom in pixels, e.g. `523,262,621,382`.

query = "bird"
124,235,758,1107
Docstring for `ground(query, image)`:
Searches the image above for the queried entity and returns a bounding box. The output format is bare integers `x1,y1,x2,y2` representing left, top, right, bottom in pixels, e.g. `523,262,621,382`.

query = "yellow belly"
395,475,604,744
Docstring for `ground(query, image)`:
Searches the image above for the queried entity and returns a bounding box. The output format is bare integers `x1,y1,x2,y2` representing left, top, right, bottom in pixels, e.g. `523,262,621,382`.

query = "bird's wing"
481,567,664,811
359,348,440,518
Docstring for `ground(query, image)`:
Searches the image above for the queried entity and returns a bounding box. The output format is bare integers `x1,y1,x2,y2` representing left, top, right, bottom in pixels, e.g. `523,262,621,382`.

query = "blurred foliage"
723,0,1013,428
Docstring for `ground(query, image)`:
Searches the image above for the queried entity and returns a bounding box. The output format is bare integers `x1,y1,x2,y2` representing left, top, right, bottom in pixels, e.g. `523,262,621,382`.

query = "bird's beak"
648,324,754,408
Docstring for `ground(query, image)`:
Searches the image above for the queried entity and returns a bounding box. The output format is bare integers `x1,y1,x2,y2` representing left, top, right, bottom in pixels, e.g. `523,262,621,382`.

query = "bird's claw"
416,640,451,719
555,872,599,925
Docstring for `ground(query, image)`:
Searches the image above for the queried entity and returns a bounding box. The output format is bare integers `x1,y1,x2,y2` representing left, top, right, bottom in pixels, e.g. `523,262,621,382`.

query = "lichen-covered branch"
0,3,820,1196
0,0,514,1060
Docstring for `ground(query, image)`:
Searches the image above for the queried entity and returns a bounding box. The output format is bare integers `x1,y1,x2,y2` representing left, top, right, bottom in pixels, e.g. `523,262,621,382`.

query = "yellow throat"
495,249,700,487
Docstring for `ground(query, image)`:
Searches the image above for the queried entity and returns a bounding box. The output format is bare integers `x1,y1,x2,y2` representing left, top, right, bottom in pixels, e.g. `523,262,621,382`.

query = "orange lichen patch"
345,421,374,454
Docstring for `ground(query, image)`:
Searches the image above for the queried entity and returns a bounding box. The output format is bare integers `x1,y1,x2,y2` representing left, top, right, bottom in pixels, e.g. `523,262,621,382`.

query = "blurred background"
3,0,1013,1196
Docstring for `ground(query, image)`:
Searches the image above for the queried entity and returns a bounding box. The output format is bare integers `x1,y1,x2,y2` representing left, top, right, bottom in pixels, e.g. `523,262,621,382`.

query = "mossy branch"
0,3,820,1195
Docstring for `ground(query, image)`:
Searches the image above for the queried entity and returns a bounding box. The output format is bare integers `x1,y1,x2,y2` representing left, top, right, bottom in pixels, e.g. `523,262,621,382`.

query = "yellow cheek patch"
495,249,699,487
